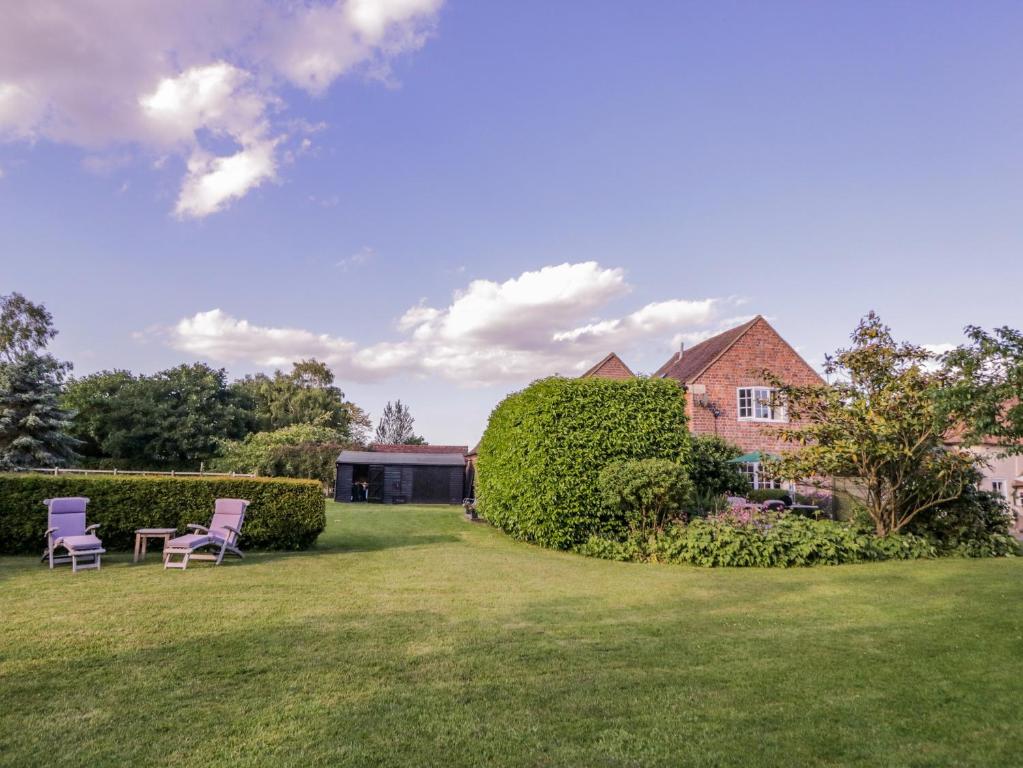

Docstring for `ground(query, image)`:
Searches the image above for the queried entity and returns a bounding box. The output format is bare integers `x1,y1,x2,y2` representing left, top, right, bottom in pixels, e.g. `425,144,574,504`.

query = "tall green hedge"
476,376,691,548
0,474,325,554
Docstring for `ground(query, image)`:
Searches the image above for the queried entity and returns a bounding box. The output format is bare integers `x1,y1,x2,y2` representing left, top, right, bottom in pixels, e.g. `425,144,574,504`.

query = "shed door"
367,465,385,503
413,467,453,504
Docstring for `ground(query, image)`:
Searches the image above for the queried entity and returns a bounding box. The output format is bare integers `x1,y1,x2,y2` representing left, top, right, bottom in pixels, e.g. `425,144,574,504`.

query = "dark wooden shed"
335,449,467,505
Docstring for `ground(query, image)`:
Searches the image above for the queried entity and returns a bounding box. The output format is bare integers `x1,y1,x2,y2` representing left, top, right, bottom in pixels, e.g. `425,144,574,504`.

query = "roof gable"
581,352,635,380
654,317,759,382
655,316,822,384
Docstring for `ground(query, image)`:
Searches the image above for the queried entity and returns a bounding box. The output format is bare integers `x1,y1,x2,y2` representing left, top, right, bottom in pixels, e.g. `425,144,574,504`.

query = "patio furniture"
41,497,105,573
133,528,177,563
163,499,250,570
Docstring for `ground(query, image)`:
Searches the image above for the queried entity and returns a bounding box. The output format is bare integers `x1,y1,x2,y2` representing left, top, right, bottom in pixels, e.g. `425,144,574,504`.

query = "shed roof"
337,450,466,466
370,443,468,454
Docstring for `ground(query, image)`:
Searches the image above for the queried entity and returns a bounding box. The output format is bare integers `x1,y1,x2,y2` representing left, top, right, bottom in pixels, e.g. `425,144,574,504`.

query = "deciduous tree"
763,312,977,536
938,324,1023,452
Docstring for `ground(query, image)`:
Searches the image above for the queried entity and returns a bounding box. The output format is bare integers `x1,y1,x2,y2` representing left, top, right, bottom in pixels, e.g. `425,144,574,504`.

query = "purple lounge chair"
163,499,250,570
42,497,105,573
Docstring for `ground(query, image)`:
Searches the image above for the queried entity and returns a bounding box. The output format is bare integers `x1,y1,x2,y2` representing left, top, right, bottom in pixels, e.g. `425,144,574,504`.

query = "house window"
740,461,784,490
991,480,1006,498
737,387,785,422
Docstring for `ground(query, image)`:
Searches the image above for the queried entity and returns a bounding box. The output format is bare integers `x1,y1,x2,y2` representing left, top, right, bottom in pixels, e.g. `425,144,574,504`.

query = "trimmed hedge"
0,473,325,554
476,376,690,548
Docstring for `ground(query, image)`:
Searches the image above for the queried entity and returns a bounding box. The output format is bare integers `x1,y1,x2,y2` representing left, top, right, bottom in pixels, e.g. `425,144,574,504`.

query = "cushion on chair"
166,533,216,550
56,534,103,552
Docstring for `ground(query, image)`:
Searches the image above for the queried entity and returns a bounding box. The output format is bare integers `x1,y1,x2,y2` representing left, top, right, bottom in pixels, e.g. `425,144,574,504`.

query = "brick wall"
582,354,634,380
685,319,822,454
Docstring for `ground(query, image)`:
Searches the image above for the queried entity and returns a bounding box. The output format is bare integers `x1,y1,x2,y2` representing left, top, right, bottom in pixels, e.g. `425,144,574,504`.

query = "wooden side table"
134,528,177,563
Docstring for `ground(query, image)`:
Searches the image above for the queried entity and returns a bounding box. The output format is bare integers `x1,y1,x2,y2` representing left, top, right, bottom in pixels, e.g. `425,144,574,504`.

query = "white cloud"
0,1,444,217
924,343,956,357
337,246,376,271
175,139,278,218
172,309,357,367
157,261,736,386
269,0,442,93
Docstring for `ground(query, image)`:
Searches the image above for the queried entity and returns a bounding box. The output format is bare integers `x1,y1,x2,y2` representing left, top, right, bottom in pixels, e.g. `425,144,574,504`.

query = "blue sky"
2,1,1021,446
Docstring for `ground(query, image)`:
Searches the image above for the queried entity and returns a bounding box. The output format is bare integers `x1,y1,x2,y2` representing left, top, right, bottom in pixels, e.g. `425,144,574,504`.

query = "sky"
2,1,1022,447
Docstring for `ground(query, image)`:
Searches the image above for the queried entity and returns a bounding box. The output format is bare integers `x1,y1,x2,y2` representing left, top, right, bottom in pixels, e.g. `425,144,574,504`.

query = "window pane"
738,388,752,418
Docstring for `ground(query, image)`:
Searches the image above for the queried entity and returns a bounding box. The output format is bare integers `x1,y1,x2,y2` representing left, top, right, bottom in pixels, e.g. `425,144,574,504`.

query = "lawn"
2,503,1021,767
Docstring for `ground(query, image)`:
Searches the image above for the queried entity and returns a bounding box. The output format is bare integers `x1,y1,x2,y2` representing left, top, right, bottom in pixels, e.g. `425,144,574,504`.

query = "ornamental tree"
762,312,977,536
938,325,1023,453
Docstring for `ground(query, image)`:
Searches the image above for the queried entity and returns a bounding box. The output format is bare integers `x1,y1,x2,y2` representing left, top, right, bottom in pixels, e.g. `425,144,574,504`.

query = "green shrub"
598,458,693,533
575,534,643,562
688,435,749,496
686,488,729,518
907,484,1019,557
263,442,346,492
0,473,325,553
578,517,938,567
477,376,690,549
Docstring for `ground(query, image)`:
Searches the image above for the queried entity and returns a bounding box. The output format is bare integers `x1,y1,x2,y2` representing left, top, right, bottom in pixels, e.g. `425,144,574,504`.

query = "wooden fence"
11,467,256,479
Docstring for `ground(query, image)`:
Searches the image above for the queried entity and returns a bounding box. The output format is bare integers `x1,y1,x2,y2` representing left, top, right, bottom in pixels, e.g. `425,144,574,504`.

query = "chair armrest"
45,527,57,537
85,524,101,533
187,524,209,534
223,525,241,536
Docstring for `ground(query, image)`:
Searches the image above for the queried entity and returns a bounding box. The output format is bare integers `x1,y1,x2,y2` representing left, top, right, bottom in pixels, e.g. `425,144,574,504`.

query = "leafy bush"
906,484,1019,557
686,488,730,519
0,473,325,553
263,442,346,492
577,516,938,567
477,376,690,549
688,435,749,496
598,458,692,533
212,424,349,490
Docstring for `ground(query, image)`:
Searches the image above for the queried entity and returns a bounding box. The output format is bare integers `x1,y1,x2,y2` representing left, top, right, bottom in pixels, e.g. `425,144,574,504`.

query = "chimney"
676,341,685,362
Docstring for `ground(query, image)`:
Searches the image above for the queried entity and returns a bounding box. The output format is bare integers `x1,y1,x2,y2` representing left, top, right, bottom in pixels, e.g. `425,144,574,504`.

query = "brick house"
653,315,823,489
580,352,635,380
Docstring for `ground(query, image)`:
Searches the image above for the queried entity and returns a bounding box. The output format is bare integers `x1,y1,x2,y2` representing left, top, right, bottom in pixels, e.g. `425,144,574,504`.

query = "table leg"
141,536,148,561
133,535,140,563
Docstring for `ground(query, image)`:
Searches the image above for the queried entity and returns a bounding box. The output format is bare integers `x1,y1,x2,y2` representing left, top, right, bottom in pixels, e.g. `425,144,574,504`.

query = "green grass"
2,503,1022,767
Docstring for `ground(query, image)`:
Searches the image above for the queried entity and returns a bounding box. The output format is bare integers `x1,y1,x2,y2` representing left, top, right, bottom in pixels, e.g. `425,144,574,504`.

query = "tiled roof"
580,352,635,380
654,317,761,383
370,443,468,455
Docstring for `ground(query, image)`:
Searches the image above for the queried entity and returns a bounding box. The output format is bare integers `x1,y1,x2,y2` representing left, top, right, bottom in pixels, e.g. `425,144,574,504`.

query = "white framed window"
991,479,1006,499
740,461,784,490
737,387,786,422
